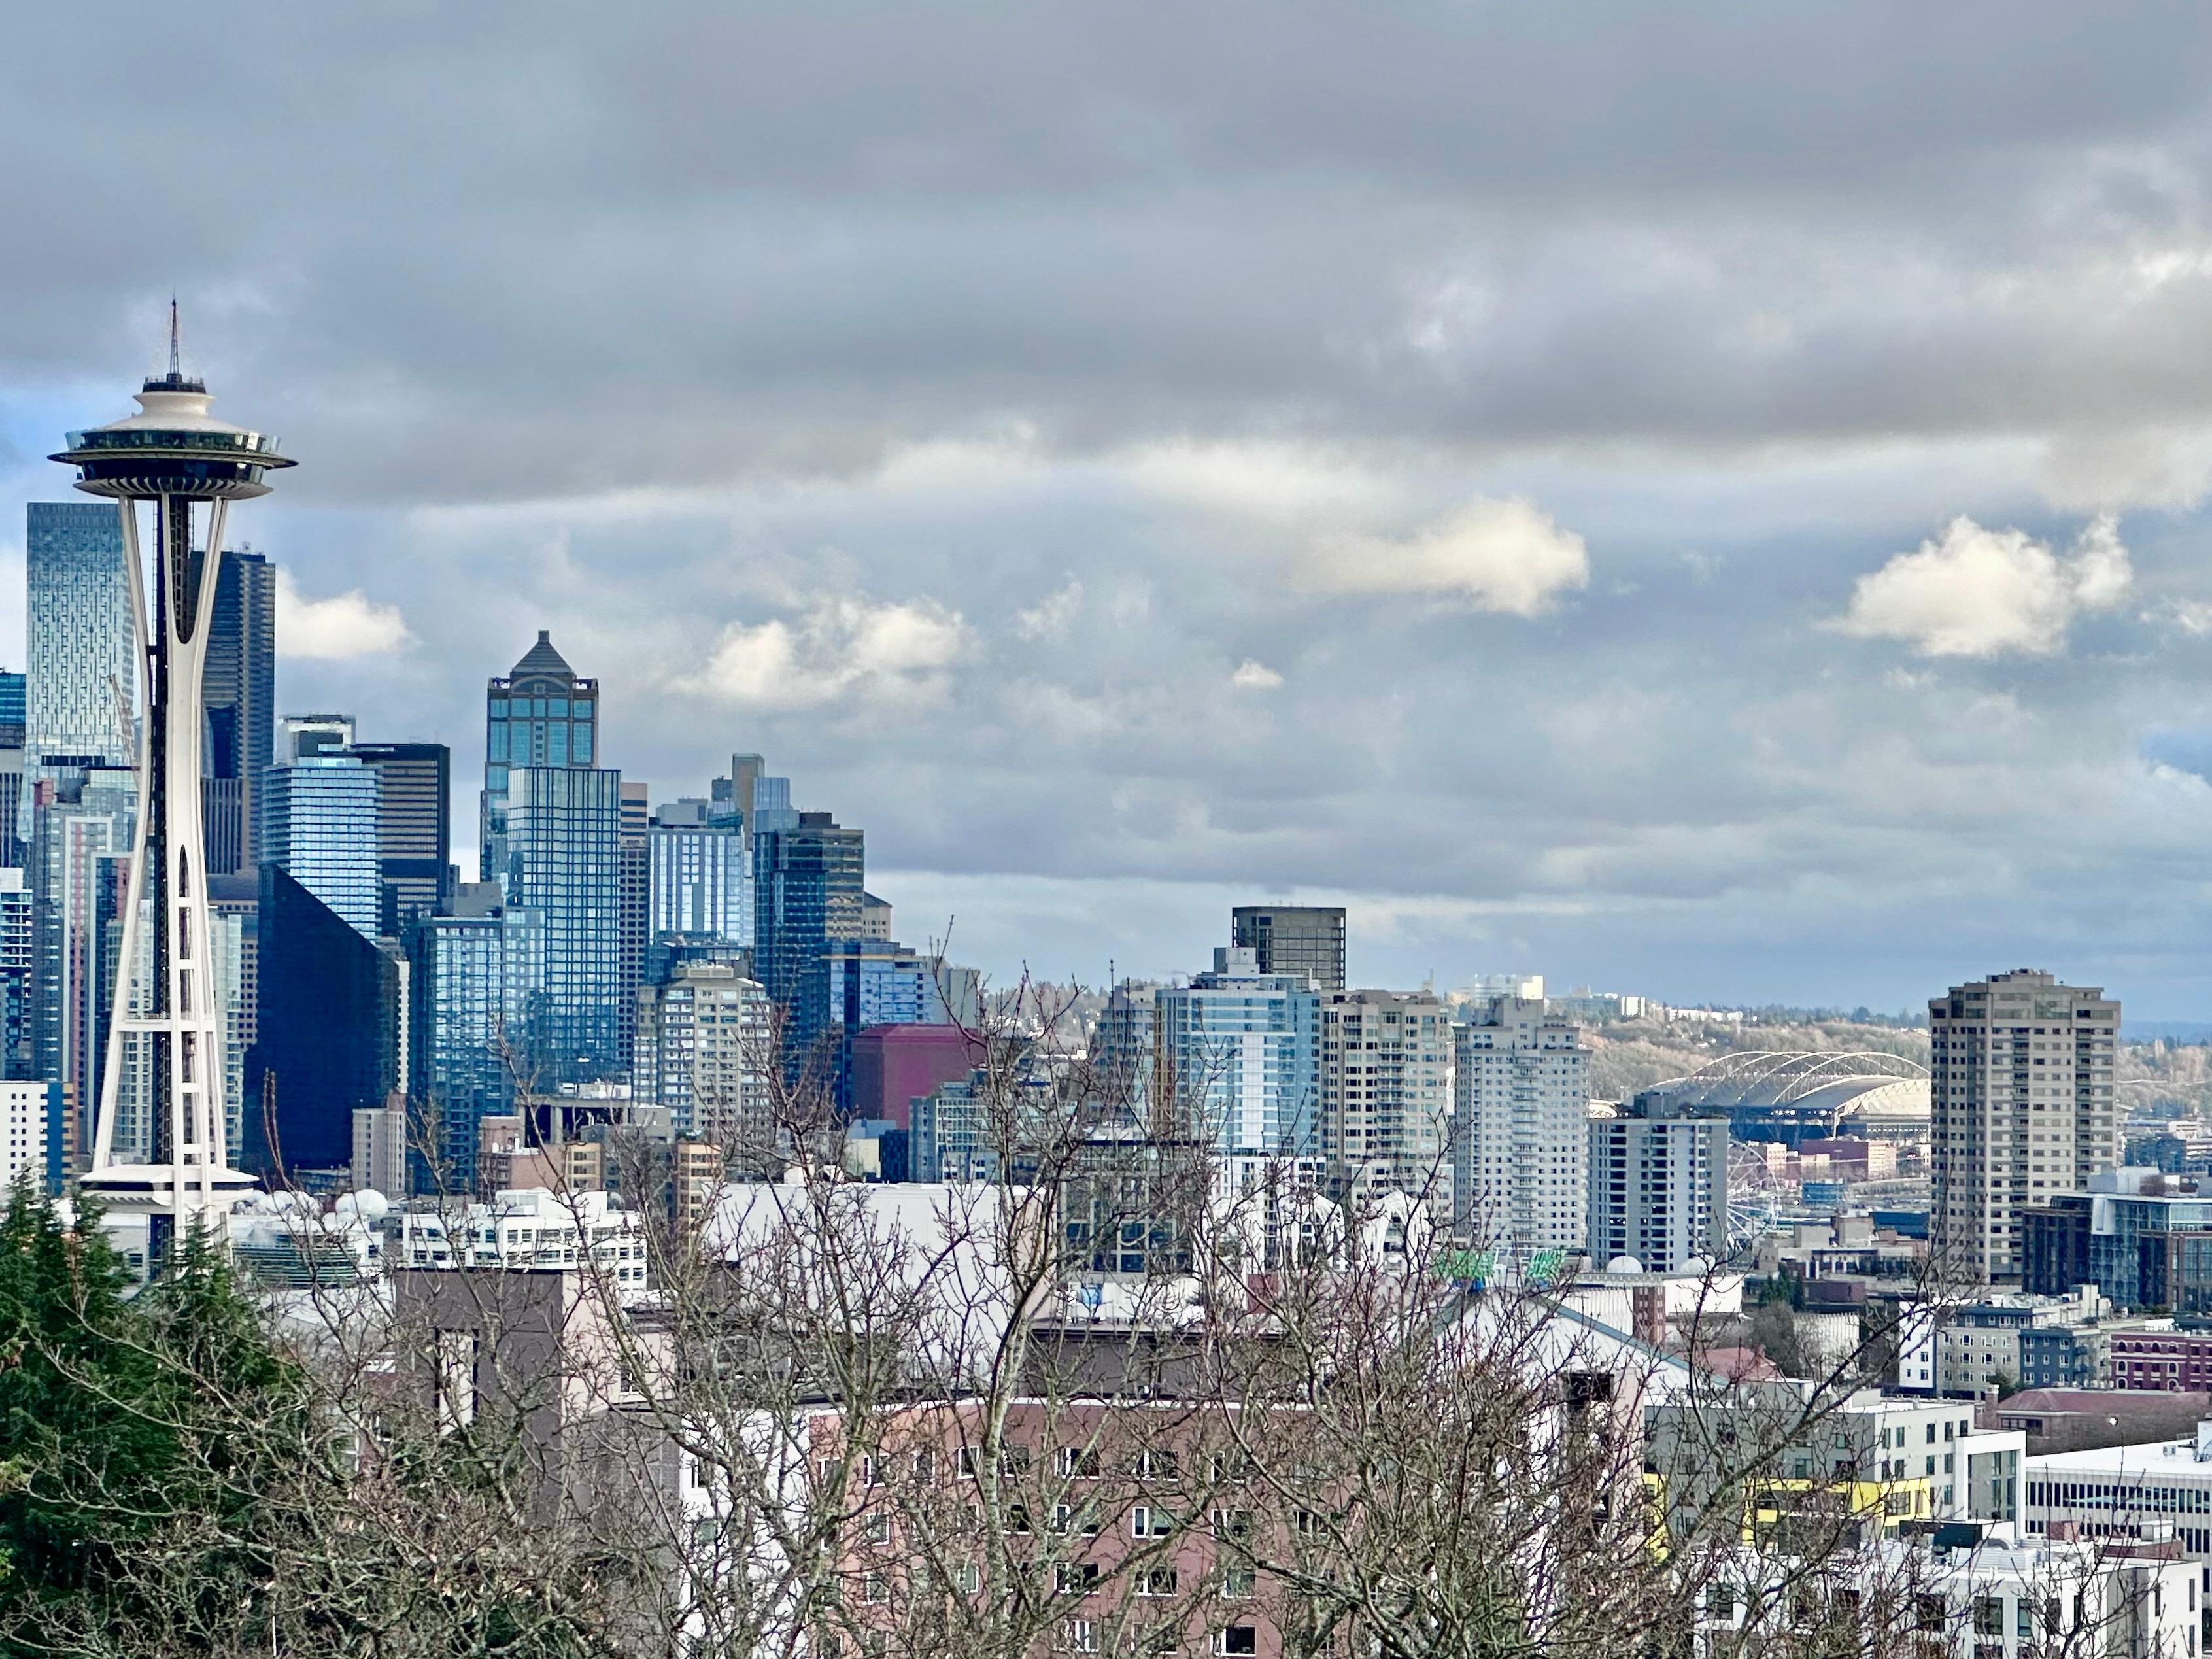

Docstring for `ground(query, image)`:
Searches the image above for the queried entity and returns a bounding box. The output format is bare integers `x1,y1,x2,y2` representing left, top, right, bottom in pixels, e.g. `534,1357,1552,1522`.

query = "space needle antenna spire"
50,314,296,1265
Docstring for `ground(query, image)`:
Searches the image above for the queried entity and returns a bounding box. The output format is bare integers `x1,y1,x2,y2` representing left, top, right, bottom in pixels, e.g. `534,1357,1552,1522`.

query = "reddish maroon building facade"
2111,1331,2212,1391
849,1023,986,1129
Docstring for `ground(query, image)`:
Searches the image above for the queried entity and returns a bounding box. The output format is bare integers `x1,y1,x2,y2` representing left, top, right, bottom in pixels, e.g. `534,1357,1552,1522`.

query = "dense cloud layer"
8,5,2212,1010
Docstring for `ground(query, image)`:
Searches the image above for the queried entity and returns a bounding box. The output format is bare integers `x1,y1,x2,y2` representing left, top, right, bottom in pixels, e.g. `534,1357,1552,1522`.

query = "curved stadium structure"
1639,1050,1930,1146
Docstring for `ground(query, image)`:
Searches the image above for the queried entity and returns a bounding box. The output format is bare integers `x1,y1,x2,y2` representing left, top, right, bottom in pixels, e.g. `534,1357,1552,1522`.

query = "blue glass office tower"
505,765,622,1083
754,811,864,1084
481,632,598,886
260,749,380,939
405,895,543,1193
24,504,133,779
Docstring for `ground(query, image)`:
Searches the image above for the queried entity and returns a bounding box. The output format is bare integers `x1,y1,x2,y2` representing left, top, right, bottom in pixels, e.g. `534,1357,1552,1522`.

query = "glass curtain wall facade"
754,812,864,1083
243,866,399,1180
201,549,275,872
345,741,452,933
407,905,543,1192
649,806,749,942
481,631,598,885
260,755,380,938
25,504,133,781
504,765,621,1084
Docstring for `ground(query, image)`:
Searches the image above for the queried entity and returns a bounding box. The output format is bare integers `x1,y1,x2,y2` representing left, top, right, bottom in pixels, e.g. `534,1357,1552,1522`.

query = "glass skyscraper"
243,865,400,1181
754,810,864,1082
260,747,381,940
201,549,276,872
481,631,598,885
406,896,543,1193
25,504,133,776
345,740,452,933
505,764,622,1083
648,800,750,942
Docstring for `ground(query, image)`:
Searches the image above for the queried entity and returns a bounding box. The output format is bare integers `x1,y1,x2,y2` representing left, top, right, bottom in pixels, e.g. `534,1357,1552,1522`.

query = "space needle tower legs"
52,311,296,1259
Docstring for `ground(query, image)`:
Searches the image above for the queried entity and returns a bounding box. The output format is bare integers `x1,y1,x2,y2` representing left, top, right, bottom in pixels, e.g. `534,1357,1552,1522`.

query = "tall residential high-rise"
1453,997,1590,1269
1231,905,1346,992
1930,969,2120,1283
24,503,134,778
405,888,543,1191
505,765,623,1083
754,810,864,1080
201,548,275,872
260,721,380,940
618,779,649,1066
344,741,452,933
1587,1092,1729,1274
243,866,400,1181
27,774,136,1152
51,321,296,1240
0,671,25,870
0,1081,61,1198
481,631,599,885
1318,988,1452,1211
0,870,31,1079
635,959,771,1151
648,800,750,943
1112,948,1322,1171
207,872,258,1167
0,672,26,749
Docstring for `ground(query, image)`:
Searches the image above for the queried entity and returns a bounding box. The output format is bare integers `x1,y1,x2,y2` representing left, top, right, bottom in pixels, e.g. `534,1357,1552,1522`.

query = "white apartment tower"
1930,969,2119,1283
1586,1095,1728,1274
636,961,772,1154
1453,997,1589,1267
1320,989,1452,1213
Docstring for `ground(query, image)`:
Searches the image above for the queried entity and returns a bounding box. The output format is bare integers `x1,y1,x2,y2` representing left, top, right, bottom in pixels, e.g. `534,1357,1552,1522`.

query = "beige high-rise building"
1319,989,1452,1212
1930,970,2118,1284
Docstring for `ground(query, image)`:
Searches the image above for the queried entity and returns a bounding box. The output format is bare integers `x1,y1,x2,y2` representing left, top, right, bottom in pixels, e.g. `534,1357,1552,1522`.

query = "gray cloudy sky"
9,3,2212,1013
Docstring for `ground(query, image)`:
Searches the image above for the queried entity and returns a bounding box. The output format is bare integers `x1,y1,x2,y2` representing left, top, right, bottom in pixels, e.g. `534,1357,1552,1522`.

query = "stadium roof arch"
1643,1050,1930,1140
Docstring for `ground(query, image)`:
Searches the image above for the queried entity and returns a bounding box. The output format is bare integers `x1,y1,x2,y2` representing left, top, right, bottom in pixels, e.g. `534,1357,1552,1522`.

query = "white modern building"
1930,970,2120,1282
1586,1093,1728,1274
2026,1424,2212,1559
1699,1524,2198,1658
0,1080,54,1197
397,1187,649,1296
1454,995,1589,1267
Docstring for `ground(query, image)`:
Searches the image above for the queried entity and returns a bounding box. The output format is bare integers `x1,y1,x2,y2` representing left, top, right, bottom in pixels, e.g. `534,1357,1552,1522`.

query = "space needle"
50,309,295,1256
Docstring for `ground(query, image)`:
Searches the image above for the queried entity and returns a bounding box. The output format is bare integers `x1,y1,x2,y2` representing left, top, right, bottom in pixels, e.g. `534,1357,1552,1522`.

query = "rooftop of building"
2003,1388,2212,1417
507,629,575,679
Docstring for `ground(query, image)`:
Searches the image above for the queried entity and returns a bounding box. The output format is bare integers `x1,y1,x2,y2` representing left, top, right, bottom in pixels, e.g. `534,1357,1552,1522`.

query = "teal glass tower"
480,631,598,887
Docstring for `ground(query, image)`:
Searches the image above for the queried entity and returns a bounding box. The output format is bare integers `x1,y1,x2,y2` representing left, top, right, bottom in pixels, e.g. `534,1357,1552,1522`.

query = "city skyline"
15,9,2212,1015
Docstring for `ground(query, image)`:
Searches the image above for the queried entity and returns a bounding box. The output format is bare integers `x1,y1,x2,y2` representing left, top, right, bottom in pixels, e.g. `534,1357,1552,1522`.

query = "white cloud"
274,570,415,658
1014,579,1085,640
1119,439,1403,526
1834,513,2130,658
682,594,971,710
1229,659,1284,689
1307,496,1591,615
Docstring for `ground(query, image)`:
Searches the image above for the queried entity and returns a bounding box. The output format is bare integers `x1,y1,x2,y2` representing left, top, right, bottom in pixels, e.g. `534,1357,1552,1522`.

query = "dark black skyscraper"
201,549,275,873
1231,905,1346,992
346,740,452,934
755,811,864,1080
